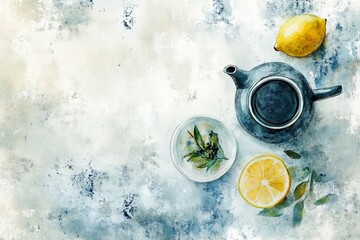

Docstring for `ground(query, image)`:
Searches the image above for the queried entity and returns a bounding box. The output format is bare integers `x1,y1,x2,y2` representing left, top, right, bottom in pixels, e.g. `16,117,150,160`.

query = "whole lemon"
274,14,327,57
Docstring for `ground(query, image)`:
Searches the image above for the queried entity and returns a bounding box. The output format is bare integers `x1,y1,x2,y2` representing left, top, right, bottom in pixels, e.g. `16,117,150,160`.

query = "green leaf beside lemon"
255,152,337,227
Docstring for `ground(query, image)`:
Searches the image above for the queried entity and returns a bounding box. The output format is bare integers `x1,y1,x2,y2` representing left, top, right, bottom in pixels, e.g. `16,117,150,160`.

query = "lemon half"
274,14,327,57
238,154,291,208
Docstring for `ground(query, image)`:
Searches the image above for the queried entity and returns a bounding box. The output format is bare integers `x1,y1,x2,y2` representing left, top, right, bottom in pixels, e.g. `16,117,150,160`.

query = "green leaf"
258,208,283,217
284,150,301,159
187,130,195,140
216,145,227,160
309,171,315,193
309,171,328,194
294,181,308,200
183,152,193,159
197,159,216,170
197,162,207,169
314,194,337,205
205,159,217,171
275,196,294,209
288,166,310,182
212,160,222,171
258,196,293,217
312,172,321,182
288,166,299,180
183,152,199,159
288,166,298,176
188,156,207,163
293,200,304,227
209,131,219,145
194,125,205,150
303,167,310,172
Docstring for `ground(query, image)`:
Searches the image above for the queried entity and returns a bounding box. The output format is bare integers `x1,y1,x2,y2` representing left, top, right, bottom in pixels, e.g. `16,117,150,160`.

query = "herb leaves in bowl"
183,125,228,172
170,115,237,182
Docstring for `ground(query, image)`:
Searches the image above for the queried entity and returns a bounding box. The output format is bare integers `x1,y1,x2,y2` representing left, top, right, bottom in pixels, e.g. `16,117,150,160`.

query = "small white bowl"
170,115,237,182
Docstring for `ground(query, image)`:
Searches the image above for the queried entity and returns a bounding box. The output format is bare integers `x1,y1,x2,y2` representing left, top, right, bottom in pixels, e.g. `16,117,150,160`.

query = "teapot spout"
224,64,249,89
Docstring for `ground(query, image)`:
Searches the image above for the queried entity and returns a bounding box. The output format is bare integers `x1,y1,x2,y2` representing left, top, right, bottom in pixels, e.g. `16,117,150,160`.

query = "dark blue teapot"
224,62,342,143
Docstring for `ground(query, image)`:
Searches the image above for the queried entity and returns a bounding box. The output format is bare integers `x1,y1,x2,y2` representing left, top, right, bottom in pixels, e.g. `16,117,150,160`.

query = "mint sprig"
183,125,228,172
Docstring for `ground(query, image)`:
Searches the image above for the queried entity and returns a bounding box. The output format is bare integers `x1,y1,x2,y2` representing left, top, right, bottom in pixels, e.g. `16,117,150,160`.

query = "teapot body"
224,62,342,143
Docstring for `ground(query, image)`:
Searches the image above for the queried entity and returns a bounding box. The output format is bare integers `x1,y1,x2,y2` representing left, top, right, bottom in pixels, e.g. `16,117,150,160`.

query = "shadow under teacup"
248,76,304,130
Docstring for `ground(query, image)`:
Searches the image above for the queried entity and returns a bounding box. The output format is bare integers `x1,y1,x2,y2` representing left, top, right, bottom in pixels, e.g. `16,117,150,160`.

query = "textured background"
1,0,360,239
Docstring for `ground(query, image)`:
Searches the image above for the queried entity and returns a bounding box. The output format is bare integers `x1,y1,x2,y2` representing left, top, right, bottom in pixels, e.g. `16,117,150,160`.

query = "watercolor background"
1,0,360,239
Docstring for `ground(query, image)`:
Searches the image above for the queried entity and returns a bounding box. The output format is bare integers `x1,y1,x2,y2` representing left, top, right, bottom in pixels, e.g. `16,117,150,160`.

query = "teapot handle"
312,85,342,101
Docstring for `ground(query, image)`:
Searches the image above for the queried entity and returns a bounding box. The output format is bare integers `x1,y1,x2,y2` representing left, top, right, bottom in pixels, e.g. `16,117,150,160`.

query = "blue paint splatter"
336,23,343,31
53,0,94,29
71,163,108,199
122,193,138,219
48,208,69,224
198,180,232,235
291,0,314,13
119,165,132,187
262,0,314,28
123,4,135,30
48,207,113,239
329,50,340,71
207,0,232,26
173,218,200,236
204,0,238,38
311,20,344,85
135,213,177,240
313,47,341,85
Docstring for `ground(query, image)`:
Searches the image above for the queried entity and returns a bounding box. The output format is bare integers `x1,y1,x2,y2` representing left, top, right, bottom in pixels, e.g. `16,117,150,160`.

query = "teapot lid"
249,76,303,130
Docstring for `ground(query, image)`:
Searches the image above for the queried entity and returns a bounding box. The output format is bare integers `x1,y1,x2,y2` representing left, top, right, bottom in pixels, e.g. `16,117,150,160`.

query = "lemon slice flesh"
238,155,291,208
274,14,326,57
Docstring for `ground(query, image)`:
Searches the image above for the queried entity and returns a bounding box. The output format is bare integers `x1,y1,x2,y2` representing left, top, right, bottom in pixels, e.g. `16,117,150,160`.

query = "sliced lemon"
274,14,326,57
238,154,291,208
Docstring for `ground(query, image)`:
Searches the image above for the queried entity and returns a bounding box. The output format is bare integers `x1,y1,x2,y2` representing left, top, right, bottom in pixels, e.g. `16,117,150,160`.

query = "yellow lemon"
238,154,291,208
274,14,327,57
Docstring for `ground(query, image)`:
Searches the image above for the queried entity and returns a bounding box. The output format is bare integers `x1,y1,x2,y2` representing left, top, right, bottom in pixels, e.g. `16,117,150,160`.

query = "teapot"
224,62,342,143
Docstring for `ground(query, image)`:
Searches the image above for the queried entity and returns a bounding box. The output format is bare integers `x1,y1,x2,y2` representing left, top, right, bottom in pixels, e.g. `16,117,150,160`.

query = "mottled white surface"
1,0,360,239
